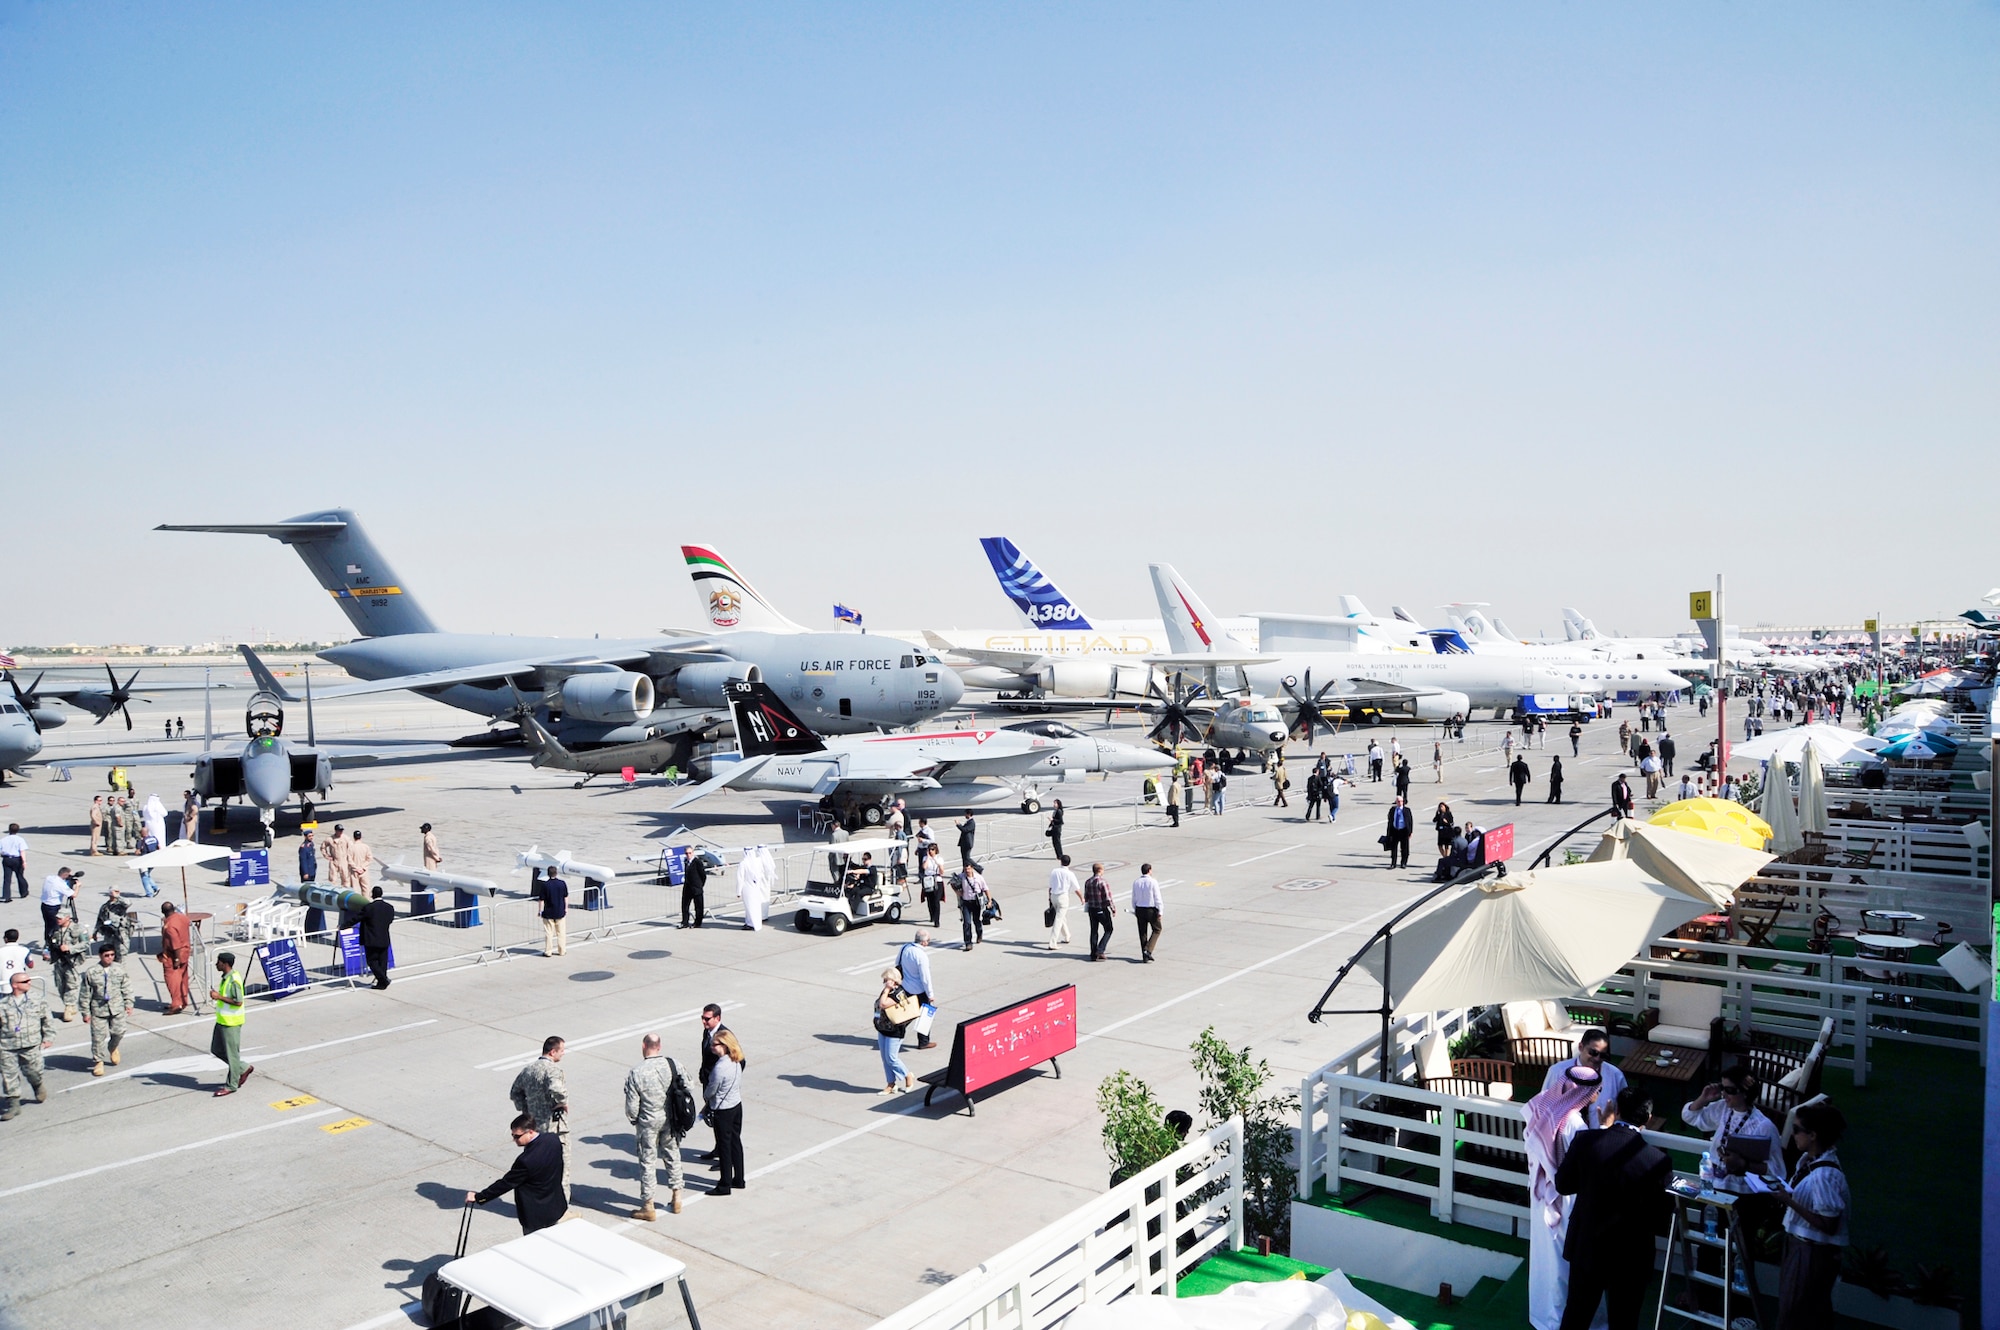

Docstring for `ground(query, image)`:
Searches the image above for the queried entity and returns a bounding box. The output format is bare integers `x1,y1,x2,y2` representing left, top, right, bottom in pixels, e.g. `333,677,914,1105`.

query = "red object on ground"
1483,823,1515,863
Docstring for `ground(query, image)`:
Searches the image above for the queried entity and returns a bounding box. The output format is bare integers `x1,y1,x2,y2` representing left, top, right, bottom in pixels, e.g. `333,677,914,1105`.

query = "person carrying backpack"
624,1032,698,1219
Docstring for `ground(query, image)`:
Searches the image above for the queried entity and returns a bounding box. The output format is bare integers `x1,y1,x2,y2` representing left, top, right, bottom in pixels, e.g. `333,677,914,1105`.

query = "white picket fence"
871,1118,1245,1330
1820,817,1989,879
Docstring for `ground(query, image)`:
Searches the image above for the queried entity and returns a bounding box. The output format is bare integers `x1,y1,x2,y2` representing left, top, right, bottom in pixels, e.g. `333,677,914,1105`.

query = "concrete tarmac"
0,690,1680,1329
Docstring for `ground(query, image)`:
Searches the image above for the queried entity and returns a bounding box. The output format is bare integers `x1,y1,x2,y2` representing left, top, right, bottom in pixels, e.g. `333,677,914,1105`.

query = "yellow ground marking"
271,1095,319,1111
321,1117,371,1134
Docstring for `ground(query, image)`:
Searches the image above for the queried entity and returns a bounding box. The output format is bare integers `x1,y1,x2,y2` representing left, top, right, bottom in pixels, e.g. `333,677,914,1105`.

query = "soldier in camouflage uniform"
47,910,86,1021
119,797,143,855
510,1036,570,1200
1,971,54,1118
622,1034,687,1219
102,799,124,856
80,941,134,1074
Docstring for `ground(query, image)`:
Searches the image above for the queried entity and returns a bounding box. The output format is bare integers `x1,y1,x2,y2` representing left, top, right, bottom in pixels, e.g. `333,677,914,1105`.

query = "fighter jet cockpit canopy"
246,692,285,741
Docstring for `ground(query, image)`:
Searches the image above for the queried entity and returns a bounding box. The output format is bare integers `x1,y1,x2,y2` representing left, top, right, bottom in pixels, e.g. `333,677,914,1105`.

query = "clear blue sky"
4,4,1996,643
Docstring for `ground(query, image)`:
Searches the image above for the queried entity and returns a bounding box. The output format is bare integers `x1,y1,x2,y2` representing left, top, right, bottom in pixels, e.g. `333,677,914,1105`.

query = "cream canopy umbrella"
129,838,232,909
1799,742,1829,835
1587,819,1775,908
1351,861,1709,1016
1729,724,1886,768
1760,758,1804,856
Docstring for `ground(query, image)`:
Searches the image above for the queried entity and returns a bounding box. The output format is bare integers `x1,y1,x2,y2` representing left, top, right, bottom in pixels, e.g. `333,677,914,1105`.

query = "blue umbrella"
1877,731,1959,760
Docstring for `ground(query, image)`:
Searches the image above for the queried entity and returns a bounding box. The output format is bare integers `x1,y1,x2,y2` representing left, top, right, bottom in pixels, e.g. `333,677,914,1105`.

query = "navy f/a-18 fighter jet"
158,509,963,744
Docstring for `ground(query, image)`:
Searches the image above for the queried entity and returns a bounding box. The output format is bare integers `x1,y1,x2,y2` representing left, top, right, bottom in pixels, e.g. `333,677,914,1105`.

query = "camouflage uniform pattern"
510,1055,571,1197
0,987,53,1106
81,961,133,1066
622,1054,685,1202
47,921,87,1018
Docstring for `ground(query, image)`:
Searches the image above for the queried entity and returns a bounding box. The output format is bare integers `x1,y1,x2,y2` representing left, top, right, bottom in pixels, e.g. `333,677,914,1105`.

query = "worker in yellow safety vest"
208,952,253,1097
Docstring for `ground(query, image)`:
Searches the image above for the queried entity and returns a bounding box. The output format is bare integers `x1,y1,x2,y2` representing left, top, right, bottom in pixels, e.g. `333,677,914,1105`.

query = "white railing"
1819,818,1989,879
1297,1009,1478,1202
1300,1068,1703,1234
1747,865,1989,937
871,1118,1245,1330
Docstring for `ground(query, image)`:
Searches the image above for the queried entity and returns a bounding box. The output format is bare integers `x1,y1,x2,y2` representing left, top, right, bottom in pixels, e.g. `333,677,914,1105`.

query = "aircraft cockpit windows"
246,693,284,739
1249,709,1279,723
900,656,913,669
1041,721,1082,738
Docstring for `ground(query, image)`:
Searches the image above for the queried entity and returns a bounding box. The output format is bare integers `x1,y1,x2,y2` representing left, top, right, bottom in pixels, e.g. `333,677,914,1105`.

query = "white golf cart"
430,1219,702,1329
791,836,907,936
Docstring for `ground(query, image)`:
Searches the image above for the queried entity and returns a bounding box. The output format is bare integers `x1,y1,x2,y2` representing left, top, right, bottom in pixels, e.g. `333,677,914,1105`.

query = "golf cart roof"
438,1221,685,1329
822,837,902,858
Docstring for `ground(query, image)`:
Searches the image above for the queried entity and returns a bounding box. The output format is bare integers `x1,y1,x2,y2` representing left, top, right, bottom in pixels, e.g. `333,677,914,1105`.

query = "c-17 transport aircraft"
159,510,963,742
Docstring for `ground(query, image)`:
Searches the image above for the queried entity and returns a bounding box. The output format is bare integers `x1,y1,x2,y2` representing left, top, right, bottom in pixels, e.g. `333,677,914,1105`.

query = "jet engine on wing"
672,662,761,709
1034,659,1149,699
558,672,656,724
1413,691,1470,721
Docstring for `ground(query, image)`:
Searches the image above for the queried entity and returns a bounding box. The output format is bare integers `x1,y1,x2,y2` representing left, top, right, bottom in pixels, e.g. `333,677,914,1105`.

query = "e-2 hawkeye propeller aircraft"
53,647,471,845
666,680,1167,828
158,510,964,744
2,664,234,783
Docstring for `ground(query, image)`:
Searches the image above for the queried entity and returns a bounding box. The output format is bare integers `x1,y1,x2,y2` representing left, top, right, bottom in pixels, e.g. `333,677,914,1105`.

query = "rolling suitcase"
421,1201,474,1324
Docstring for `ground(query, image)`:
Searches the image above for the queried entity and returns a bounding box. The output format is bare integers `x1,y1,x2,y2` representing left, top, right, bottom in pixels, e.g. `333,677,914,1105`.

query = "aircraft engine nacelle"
558,672,655,724
1034,660,1149,699
673,662,761,709
1411,690,1470,722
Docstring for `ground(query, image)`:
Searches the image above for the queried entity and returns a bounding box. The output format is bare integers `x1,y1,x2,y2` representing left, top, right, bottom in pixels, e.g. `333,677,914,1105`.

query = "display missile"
516,845,620,882
382,862,501,897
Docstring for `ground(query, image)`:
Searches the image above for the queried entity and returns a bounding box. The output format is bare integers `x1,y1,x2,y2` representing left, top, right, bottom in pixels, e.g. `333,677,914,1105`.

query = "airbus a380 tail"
979,537,1095,630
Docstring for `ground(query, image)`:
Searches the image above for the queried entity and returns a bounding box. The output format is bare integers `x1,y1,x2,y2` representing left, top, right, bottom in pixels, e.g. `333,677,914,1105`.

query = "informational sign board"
1483,823,1516,863
1689,591,1713,620
923,984,1078,1114
255,937,311,997
337,928,394,978
661,848,688,888
229,849,271,888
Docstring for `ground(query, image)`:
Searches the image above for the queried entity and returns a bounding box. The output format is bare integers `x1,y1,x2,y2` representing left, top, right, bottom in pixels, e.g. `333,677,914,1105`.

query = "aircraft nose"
1097,740,1173,773
935,666,965,710
243,748,293,809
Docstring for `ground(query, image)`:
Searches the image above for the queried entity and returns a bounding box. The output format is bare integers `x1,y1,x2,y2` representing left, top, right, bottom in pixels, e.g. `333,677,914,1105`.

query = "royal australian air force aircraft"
1149,566,1588,723
1427,604,1694,700
912,538,1259,700
667,680,1166,826
159,511,963,745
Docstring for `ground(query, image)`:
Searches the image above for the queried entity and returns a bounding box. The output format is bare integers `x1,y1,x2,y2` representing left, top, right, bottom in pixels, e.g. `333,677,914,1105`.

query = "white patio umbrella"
129,838,232,909
1799,742,1829,835
1354,860,1710,1016
1760,760,1804,855
1586,819,1775,908
1729,724,1885,768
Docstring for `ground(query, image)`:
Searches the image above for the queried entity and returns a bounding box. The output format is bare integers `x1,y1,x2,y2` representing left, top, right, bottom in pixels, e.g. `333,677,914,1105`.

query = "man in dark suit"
360,887,395,990
468,1112,568,1234
697,1002,736,1162
1556,1086,1672,1330
1383,798,1414,867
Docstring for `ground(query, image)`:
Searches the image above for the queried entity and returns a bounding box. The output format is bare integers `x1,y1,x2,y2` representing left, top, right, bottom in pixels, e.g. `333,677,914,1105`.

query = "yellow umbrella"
1648,807,1770,851
1654,797,1771,841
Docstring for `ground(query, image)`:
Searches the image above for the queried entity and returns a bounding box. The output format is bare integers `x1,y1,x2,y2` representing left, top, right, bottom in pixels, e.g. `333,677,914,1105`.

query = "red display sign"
1483,822,1516,863
959,985,1078,1095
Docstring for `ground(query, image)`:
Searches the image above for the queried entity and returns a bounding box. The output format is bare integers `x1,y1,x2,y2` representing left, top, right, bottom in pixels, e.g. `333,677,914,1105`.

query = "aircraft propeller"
5,672,44,734
1281,670,1346,744
96,664,141,729
1139,671,1210,750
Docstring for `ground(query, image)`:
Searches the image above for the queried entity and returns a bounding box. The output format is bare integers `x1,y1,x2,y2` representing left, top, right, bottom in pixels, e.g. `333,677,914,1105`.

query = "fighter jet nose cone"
243,750,293,809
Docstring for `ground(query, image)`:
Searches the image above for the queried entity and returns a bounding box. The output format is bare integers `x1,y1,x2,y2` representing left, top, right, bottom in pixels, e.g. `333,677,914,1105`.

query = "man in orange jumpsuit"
159,900,192,1014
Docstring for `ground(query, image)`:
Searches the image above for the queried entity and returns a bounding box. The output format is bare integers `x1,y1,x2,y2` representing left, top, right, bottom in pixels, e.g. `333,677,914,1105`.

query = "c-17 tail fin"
724,681,827,758
159,509,439,639
681,545,807,633
979,537,1093,630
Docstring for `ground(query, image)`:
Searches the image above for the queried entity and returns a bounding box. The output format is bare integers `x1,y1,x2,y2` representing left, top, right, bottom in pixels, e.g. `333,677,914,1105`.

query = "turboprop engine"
557,672,654,724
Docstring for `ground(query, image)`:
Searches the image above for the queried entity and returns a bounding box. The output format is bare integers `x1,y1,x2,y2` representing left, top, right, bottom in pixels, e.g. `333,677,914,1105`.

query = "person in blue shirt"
541,873,569,956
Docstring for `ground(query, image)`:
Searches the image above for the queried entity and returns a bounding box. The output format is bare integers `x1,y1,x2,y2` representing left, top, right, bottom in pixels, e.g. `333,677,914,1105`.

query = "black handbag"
1044,904,1056,927
421,1202,474,1325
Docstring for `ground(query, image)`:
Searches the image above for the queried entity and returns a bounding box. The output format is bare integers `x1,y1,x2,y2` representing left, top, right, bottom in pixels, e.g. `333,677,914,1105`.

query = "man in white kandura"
1524,1063,1608,1330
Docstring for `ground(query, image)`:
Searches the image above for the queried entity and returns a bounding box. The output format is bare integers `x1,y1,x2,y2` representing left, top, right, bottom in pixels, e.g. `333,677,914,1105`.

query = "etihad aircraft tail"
681,545,807,633
157,509,440,638
979,536,1093,630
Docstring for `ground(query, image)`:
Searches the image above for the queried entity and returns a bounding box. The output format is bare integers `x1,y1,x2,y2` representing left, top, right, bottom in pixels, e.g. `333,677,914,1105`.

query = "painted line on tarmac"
1078,891,1423,1045
475,1002,743,1071
64,1019,439,1092
337,1304,421,1330
0,1108,340,1197
1227,844,1301,868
